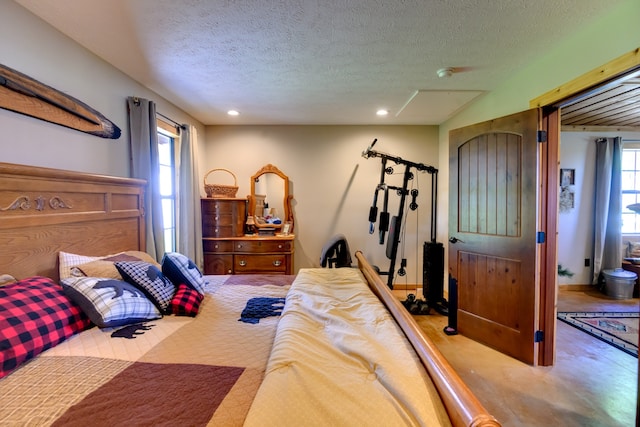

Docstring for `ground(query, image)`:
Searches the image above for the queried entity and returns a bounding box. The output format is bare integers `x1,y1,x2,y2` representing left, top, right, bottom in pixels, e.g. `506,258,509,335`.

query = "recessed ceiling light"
376,109,389,116
227,110,239,116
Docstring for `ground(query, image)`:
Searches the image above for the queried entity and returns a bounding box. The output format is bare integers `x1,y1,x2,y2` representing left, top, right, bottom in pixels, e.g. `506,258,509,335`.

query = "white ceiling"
15,0,620,125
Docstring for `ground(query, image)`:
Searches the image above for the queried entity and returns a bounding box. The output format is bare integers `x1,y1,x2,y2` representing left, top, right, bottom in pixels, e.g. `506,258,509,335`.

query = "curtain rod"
157,112,185,129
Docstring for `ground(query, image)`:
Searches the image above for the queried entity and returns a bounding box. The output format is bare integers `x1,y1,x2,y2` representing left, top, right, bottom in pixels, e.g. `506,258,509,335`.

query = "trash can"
602,268,637,299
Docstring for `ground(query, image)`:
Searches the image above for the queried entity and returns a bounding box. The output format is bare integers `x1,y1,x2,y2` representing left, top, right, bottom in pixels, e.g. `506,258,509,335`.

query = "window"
621,147,640,234
157,129,176,251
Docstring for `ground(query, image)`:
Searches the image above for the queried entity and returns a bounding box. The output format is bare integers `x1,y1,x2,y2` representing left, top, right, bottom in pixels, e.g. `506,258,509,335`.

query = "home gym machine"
362,139,448,315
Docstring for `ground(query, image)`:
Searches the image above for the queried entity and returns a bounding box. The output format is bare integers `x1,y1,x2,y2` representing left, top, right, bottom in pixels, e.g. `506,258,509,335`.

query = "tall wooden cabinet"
201,198,294,275
201,198,246,238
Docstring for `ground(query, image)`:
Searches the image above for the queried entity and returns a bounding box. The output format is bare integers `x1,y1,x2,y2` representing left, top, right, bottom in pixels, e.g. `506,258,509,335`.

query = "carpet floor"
557,311,638,357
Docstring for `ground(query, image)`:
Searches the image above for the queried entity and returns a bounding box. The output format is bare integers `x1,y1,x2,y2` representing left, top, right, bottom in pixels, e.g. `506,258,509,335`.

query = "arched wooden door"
449,109,541,365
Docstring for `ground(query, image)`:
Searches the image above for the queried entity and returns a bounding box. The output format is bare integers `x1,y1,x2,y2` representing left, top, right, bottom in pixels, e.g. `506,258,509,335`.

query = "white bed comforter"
244,268,451,427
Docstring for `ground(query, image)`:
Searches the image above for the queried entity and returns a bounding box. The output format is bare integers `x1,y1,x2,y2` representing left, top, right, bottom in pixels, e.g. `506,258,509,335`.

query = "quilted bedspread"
244,268,452,427
0,275,292,427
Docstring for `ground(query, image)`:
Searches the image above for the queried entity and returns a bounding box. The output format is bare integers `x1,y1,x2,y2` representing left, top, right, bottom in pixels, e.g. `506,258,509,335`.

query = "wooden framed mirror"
248,164,294,232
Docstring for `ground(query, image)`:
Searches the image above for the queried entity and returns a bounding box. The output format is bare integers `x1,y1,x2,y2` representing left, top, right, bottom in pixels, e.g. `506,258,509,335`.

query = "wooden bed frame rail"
356,250,501,427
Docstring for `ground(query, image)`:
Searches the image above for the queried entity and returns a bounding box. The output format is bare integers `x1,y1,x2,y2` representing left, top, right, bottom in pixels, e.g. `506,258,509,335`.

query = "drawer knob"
214,244,219,249
237,244,243,249
239,260,247,266
278,244,283,249
227,269,232,273
273,260,282,267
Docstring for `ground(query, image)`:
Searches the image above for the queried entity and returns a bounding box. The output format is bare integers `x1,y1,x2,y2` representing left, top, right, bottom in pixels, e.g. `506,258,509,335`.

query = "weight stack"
422,241,444,304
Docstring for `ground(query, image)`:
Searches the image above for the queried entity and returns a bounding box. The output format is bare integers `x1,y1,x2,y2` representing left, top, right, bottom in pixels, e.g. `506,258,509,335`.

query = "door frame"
537,107,559,365
530,48,640,365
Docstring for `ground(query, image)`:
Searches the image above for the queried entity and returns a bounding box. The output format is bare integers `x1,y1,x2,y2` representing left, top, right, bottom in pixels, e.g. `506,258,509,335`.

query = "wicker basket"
204,168,238,198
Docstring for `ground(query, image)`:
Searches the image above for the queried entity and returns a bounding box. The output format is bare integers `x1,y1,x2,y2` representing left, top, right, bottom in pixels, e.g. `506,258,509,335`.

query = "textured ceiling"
15,0,624,125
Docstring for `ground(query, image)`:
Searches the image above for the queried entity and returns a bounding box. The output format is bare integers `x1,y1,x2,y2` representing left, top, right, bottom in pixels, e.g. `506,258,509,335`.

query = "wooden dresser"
202,235,295,275
201,198,295,275
620,261,640,298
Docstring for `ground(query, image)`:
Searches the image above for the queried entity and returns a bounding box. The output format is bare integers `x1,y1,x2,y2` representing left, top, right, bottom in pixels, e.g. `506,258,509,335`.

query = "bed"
0,162,500,427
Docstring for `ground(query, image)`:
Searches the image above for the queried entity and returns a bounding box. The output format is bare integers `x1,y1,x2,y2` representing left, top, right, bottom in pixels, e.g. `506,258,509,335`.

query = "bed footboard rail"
355,251,501,427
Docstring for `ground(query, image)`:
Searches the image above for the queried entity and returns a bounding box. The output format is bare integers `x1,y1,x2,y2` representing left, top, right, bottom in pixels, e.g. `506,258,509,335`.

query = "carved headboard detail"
0,162,146,281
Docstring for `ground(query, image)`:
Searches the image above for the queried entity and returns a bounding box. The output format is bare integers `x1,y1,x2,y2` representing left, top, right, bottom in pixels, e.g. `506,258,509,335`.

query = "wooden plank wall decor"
0,63,121,139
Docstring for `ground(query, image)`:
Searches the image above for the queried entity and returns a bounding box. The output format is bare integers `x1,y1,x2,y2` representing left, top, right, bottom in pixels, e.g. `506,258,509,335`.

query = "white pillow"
58,251,99,279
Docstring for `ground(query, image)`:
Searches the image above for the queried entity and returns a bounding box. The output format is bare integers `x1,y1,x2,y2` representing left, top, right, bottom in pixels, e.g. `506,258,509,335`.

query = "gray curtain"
176,124,203,269
592,137,622,284
127,97,165,261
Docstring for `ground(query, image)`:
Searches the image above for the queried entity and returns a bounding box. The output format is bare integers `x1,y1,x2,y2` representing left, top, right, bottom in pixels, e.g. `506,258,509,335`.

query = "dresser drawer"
201,198,245,215
234,254,288,273
202,213,237,226
202,240,234,253
203,254,233,275
202,225,237,238
234,240,293,253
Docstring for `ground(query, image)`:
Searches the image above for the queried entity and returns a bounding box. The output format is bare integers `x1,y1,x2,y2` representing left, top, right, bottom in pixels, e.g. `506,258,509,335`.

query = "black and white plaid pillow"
115,261,176,313
61,276,161,328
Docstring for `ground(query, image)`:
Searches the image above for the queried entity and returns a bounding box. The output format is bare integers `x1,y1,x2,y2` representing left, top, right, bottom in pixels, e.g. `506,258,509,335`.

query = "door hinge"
536,231,545,243
535,330,544,342
537,130,547,143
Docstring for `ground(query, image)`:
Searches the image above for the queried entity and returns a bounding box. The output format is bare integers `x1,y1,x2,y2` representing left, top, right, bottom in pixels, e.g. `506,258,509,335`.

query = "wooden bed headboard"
0,162,146,281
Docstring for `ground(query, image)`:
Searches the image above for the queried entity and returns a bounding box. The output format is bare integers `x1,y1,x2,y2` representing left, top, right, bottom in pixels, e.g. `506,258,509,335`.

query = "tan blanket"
0,275,292,427
244,268,451,426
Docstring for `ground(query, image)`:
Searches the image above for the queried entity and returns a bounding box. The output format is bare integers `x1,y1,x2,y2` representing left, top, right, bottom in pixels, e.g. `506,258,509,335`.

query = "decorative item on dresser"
247,163,294,232
203,168,239,198
201,164,295,275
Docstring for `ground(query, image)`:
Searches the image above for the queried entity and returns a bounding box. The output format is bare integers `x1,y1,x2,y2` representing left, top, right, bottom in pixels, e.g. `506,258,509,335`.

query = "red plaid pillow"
169,283,204,317
0,277,92,379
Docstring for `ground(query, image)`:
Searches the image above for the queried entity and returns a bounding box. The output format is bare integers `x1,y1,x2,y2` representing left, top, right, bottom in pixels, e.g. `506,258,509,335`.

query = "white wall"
557,133,597,285
558,131,640,285
0,2,204,177
437,1,640,279
204,125,439,285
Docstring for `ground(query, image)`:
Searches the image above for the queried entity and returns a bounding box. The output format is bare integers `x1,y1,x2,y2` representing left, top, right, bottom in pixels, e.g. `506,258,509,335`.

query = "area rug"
557,312,639,357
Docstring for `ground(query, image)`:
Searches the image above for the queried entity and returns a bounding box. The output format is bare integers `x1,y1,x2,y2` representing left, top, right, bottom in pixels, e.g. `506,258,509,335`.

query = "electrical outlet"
584,258,590,267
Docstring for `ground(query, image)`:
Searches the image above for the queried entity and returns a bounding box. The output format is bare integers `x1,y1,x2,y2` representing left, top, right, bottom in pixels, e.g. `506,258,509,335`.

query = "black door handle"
449,237,465,244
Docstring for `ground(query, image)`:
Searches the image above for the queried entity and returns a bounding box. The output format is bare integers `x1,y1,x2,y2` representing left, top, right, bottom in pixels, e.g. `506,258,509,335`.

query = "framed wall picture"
560,168,575,186
559,187,575,213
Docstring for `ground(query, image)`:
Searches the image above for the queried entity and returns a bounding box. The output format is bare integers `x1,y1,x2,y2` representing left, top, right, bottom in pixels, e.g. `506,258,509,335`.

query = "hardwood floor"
396,287,639,426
